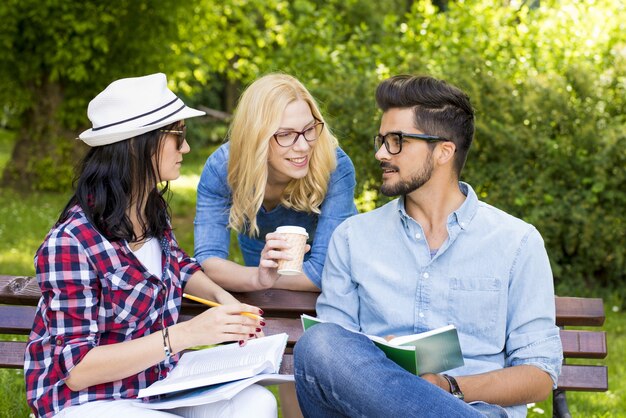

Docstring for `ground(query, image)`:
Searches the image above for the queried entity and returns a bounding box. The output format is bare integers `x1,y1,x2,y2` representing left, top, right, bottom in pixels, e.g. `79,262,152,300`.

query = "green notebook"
301,314,464,375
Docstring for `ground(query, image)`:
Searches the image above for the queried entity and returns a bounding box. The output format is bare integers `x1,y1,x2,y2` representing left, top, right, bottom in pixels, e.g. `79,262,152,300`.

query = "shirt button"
153,367,159,374
419,312,425,318
161,288,166,295
415,233,422,240
422,272,429,279
56,338,63,346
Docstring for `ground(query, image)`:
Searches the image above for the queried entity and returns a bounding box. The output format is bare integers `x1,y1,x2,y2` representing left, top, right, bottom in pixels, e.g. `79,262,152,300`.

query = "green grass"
1,130,625,416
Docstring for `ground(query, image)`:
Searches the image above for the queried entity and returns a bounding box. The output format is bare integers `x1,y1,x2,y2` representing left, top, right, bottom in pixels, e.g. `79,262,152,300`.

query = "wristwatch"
442,374,464,401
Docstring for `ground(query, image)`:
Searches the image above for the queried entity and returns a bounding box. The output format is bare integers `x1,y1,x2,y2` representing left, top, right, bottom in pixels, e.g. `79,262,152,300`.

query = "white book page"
138,333,288,398
134,374,295,410
301,314,454,351
302,314,415,351
388,325,456,346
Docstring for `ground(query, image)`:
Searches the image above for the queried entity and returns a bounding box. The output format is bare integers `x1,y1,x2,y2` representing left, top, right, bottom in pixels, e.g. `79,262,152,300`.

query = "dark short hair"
376,75,475,176
59,122,180,242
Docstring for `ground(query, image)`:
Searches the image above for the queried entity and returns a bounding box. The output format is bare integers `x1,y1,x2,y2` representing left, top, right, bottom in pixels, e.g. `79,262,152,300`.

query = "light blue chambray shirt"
317,182,563,418
194,142,357,288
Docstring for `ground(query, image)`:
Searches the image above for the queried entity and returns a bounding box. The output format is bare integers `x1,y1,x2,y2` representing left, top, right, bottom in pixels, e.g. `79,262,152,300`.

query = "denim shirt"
317,182,563,418
194,142,357,288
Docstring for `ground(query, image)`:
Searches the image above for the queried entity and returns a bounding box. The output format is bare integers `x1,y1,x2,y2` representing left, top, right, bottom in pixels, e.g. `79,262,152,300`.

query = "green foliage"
0,365,29,418
1,0,625,298
178,0,626,290
0,0,189,128
387,0,626,290
0,0,196,190
183,0,625,290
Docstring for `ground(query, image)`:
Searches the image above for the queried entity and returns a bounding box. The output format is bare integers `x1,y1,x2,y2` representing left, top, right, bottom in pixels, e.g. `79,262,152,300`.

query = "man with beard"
293,75,562,418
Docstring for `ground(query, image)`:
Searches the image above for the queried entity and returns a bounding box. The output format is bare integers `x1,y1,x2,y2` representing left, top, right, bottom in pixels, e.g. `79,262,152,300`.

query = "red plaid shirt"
24,205,202,418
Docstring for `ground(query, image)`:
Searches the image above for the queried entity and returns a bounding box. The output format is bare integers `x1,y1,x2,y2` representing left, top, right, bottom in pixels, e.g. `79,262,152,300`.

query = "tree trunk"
1,79,87,192
224,78,241,114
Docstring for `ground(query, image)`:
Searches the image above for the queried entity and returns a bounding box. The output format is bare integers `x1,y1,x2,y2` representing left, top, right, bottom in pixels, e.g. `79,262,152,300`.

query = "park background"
0,0,624,416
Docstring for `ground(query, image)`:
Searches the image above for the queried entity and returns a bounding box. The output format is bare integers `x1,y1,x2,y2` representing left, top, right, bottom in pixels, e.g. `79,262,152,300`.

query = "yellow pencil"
182,293,261,320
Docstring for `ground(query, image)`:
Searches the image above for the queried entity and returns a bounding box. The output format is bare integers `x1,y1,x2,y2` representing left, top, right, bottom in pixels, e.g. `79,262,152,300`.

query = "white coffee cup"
275,226,309,275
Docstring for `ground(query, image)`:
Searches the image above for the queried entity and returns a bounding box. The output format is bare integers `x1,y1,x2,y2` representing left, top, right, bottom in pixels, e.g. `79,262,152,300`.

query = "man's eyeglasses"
374,132,450,155
159,125,187,150
273,120,324,147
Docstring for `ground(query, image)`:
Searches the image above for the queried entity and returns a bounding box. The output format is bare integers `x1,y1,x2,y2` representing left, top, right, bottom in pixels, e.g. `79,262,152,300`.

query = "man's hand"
421,373,450,392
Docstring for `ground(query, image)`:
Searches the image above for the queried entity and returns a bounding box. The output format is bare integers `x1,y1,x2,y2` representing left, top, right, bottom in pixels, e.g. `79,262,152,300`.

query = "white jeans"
54,385,277,418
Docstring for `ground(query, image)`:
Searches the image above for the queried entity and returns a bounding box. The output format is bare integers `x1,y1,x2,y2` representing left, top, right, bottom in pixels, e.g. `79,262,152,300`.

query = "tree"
0,0,190,190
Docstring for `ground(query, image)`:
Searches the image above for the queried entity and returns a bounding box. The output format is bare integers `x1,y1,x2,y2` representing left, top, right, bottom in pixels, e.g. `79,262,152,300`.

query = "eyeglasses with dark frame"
159,125,187,150
374,132,450,155
272,120,325,147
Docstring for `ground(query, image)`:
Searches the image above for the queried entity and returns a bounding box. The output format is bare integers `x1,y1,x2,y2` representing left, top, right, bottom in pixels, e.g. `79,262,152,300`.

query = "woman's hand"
176,303,265,349
256,232,310,288
257,232,311,289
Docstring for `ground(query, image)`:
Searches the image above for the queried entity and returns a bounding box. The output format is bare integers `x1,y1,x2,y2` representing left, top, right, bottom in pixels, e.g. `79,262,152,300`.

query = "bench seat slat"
557,364,608,391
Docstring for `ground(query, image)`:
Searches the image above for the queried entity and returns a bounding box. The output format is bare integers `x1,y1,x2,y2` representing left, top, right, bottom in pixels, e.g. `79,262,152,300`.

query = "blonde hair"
227,73,338,236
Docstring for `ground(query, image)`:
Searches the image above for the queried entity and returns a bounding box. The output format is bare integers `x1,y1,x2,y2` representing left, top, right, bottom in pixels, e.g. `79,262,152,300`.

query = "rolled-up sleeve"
316,220,360,331
303,148,357,288
37,230,99,379
194,145,232,264
505,227,563,387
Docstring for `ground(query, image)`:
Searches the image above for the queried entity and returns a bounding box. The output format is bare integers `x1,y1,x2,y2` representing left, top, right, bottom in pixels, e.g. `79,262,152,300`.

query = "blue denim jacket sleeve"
194,144,232,264
303,149,357,288
505,227,563,388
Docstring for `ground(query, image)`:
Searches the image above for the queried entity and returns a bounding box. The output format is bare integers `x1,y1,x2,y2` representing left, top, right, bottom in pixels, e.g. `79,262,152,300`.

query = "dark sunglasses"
159,125,187,150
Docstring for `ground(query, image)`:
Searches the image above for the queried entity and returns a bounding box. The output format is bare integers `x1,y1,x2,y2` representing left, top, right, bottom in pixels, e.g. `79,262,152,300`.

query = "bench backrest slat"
0,275,609,394
0,305,36,335
560,330,607,359
558,364,608,391
555,296,605,326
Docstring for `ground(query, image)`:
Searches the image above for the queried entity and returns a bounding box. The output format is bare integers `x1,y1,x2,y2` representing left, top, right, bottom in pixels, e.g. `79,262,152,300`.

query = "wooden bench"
0,275,607,417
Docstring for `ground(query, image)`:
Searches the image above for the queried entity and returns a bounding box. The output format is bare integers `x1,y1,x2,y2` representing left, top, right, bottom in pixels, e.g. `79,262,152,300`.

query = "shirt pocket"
447,277,502,341
104,266,155,325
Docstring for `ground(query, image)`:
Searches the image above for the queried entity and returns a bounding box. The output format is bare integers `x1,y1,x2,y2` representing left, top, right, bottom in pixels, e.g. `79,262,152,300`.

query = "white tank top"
131,237,162,279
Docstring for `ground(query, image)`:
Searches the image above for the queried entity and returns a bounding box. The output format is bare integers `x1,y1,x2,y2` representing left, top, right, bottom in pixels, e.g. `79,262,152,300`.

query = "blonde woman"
194,73,357,292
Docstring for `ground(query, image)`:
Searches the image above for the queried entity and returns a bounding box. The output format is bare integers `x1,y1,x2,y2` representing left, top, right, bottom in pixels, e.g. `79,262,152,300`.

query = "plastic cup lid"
275,226,308,237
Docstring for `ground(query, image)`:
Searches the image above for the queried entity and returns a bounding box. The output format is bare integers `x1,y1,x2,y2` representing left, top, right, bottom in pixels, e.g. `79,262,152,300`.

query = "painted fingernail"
239,340,245,346
256,327,262,332
249,333,255,338
260,321,266,326
259,309,264,315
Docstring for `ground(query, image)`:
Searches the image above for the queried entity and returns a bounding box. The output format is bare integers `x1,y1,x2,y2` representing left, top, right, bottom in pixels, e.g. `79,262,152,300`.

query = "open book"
301,314,464,375
135,373,294,410
137,333,289,399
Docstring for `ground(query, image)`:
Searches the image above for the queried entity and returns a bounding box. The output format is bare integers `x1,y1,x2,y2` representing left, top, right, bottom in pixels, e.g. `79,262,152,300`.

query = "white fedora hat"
78,73,205,147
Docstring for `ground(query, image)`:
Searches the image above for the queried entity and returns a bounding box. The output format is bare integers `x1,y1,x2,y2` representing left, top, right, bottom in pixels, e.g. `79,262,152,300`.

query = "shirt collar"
395,181,478,230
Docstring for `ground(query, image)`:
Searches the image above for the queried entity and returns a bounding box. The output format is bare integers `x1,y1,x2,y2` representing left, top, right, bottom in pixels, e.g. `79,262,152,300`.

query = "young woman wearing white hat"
24,73,277,418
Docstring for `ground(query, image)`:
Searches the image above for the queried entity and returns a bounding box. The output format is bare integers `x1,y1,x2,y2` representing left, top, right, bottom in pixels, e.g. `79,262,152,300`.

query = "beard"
380,153,434,197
